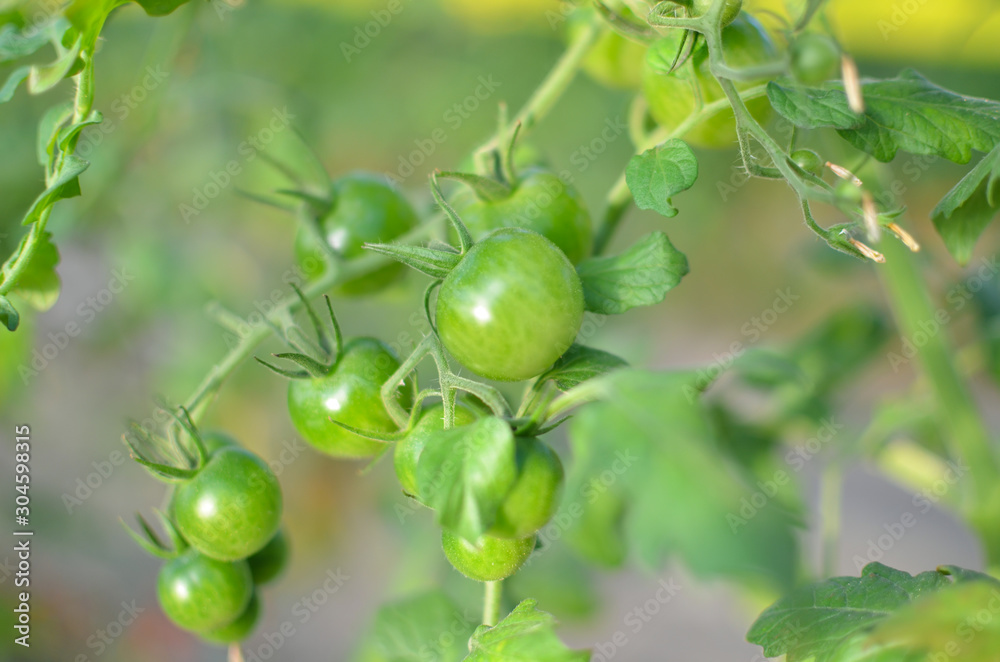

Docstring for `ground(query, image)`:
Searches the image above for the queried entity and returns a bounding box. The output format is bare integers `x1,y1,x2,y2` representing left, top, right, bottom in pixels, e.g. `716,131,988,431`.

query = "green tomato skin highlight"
247,528,290,585
394,403,479,498
436,228,584,382
172,448,283,562
157,549,253,633
453,170,593,265
287,337,410,459
200,591,261,645
489,437,565,539
790,33,841,85
441,531,536,582
643,13,777,149
294,171,417,295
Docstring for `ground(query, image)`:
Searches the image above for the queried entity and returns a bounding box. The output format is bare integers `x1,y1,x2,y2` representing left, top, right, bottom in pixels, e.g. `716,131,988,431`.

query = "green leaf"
769,70,1000,163
625,139,698,218
576,232,688,315
466,600,589,662
21,154,90,225
537,343,628,392
416,417,518,542
368,591,477,662
568,370,799,589
0,22,53,63
10,231,60,311
0,295,19,332
866,581,1000,661
747,562,1000,662
58,109,103,152
27,35,81,95
0,65,29,103
767,81,860,130
931,143,1000,265
36,102,74,167
133,0,193,16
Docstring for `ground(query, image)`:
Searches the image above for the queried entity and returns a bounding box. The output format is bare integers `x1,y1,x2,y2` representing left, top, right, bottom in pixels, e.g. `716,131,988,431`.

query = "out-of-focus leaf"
466,600,589,662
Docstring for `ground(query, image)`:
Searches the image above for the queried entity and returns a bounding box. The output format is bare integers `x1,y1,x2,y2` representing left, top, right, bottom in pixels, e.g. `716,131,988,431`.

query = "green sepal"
272,352,332,378
121,511,185,559
254,357,310,380
364,242,462,279
594,1,657,42
430,170,474,253
437,170,512,202
326,418,405,443
275,188,332,217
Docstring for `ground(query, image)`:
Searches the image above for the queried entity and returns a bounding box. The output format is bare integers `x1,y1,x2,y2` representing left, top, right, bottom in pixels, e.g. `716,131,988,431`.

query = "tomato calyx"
122,509,187,560
365,171,475,278
254,285,344,380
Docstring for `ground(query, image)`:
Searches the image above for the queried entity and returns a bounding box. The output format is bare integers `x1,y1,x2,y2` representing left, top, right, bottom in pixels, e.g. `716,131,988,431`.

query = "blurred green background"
1,0,999,660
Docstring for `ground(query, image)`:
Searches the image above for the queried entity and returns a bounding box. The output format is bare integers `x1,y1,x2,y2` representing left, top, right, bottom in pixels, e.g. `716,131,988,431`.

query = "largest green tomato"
295,172,418,295
288,337,409,459
453,170,592,265
172,447,283,562
436,228,584,382
642,13,777,149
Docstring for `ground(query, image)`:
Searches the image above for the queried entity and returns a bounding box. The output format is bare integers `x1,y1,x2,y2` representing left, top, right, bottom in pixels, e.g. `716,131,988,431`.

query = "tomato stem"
483,580,503,627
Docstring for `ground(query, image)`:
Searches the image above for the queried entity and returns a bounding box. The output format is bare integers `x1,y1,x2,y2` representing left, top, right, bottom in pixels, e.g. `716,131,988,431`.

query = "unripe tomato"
791,149,824,176
295,172,418,295
436,228,584,382
790,33,840,85
171,447,283,562
394,403,479,498
287,337,409,459
489,437,564,539
200,592,261,645
691,0,743,26
441,531,535,582
247,529,289,585
452,170,592,265
568,6,647,89
642,13,778,149
157,549,253,632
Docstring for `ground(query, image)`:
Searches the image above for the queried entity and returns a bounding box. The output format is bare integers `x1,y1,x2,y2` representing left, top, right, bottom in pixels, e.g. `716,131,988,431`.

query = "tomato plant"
5,0,1000,660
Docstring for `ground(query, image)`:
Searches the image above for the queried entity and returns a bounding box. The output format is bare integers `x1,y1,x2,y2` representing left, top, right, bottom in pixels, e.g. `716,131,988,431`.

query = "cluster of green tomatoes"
126,427,287,645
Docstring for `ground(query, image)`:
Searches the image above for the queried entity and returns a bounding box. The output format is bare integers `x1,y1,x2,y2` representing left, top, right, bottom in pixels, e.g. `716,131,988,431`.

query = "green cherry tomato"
453,170,592,265
201,430,240,456
200,592,261,645
157,549,253,632
436,228,584,382
692,0,743,26
247,529,289,585
489,437,564,539
568,6,647,89
441,531,535,582
790,33,840,85
172,448,283,561
643,13,778,149
288,337,411,459
294,172,418,295
790,149,824,176
394,403,479,498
